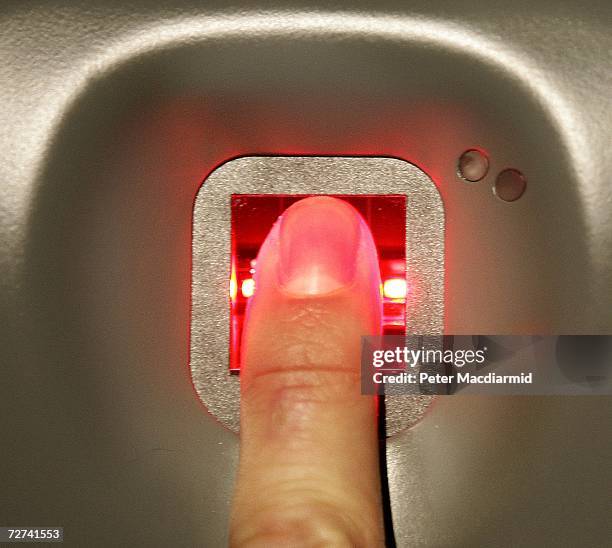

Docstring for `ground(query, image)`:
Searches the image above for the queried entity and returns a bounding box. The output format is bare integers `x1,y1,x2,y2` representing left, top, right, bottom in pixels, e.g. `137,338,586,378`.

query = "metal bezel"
191,156,444,435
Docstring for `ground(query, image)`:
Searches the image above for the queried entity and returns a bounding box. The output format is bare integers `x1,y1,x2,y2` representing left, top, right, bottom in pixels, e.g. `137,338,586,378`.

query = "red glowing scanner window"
230,194,407,372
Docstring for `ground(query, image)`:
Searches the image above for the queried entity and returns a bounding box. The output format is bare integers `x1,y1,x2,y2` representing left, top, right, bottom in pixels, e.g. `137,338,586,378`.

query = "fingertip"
278,197,361,296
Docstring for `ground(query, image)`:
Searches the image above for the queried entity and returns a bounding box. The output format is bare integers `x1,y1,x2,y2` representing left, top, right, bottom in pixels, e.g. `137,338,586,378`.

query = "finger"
230,196,384,547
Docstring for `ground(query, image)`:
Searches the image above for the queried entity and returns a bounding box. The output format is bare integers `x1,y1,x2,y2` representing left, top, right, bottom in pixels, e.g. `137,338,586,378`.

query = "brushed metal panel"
1,3,610,546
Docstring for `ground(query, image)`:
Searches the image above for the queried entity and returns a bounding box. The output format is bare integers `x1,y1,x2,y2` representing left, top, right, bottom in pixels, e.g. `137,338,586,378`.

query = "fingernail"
278,197,361,295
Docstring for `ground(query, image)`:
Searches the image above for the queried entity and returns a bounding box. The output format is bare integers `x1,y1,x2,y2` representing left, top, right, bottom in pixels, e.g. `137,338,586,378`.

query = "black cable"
378,395,397,548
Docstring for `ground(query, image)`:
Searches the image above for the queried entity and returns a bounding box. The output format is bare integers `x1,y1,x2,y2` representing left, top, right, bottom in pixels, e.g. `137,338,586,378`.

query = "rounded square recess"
191,156,444,435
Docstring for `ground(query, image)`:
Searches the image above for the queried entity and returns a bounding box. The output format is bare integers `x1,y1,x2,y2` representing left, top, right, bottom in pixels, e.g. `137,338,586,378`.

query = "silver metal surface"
1,2,611,546
191,156,443,435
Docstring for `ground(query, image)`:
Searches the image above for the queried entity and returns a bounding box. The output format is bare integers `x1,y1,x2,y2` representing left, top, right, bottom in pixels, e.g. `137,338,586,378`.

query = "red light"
383,277,407,300
229,266,238,302
230,194,406,372
241,278,255,298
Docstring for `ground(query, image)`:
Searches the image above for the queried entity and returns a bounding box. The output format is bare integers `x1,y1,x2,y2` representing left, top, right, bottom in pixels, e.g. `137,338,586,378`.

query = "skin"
229,197,385,547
